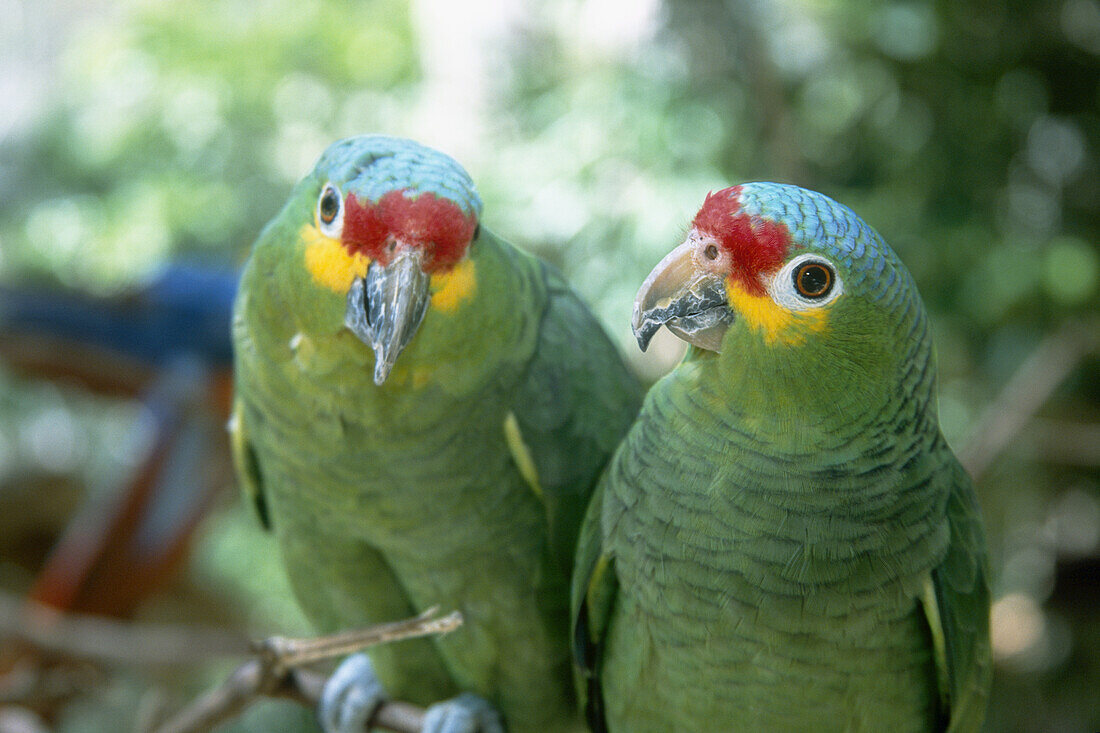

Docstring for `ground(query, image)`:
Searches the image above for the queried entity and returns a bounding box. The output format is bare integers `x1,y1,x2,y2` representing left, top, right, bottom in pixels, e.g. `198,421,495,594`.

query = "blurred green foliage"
0,0,1097,730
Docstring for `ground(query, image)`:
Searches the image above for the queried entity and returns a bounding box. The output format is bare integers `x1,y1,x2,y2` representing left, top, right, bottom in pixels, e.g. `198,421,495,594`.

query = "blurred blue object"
0,263,239,370
0,262,238,619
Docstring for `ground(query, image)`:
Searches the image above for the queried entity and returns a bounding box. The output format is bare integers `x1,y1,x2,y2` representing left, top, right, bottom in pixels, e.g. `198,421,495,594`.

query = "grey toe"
421,693,504,733
318,654,387,733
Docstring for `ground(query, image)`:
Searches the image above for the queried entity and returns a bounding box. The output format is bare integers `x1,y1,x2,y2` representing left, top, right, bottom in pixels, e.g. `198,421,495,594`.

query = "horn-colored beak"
631,237,734,353
345,247,431,385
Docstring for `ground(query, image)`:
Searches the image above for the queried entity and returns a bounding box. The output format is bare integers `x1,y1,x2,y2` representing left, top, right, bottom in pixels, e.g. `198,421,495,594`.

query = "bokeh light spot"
1043,236,1098,305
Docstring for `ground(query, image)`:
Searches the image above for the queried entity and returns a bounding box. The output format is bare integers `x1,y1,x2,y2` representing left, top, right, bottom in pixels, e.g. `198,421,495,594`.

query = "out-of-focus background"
0,0,1096,730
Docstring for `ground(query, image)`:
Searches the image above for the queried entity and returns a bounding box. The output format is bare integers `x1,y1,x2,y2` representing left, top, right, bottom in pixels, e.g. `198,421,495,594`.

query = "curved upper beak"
631,237,734,353
344,247,431,385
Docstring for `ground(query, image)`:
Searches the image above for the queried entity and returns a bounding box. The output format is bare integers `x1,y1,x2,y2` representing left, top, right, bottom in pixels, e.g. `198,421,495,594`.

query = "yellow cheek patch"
301,224,370,293
727,279,829,345
430,258,477,313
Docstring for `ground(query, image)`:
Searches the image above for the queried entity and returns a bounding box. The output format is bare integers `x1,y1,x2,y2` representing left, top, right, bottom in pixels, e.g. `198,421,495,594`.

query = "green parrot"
572,183,991,732
230,135,641,732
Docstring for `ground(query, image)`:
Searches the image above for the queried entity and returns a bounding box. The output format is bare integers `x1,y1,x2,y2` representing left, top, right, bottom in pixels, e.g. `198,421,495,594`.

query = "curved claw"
421,692,504,733
319,654,387,733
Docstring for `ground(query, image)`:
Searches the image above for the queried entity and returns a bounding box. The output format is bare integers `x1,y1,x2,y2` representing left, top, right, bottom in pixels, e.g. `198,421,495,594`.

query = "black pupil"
796,264,831,297
320,189,339,224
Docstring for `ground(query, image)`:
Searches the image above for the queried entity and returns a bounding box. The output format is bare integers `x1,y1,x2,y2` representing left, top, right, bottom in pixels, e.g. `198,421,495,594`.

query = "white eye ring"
317,182,344,238
768,253,844,310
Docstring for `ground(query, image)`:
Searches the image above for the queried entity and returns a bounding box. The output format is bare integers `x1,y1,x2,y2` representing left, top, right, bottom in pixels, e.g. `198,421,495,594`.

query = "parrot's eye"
794,262,833,298
317,183,344,237
769,254,844,310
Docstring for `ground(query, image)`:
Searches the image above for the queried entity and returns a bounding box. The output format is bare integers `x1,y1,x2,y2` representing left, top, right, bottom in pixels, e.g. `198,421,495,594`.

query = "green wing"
924,456,993,732
508,264,642,575
570,474,618,733
504,263,637,733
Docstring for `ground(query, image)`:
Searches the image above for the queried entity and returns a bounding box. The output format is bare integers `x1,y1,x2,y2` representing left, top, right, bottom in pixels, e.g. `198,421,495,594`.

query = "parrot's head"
295,135,482,385
634,183,932,411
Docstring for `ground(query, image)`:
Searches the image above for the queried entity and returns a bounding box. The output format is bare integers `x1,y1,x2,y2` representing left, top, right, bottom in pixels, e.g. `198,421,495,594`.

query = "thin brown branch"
153,607,461,733
148,659,268,733
256,606,463,671
152,661,424,733
957,319,1098,481
1,589,460,732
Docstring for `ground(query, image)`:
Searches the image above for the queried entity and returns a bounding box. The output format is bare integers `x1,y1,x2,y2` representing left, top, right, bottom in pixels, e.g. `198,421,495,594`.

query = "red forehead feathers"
341,190,478,272
692,186,789,296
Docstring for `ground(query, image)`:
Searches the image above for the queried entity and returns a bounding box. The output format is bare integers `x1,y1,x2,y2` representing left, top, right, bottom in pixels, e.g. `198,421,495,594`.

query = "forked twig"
256,607,462,672
152,660,426,733
0,590,461,733
153,607,462,733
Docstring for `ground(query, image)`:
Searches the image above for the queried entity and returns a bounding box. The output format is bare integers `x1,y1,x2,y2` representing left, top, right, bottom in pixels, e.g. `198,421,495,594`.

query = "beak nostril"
632,237,734,354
